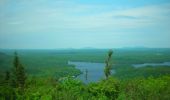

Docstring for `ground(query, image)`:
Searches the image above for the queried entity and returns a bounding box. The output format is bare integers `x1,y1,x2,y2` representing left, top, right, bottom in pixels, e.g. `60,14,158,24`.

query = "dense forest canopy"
0,49,170,99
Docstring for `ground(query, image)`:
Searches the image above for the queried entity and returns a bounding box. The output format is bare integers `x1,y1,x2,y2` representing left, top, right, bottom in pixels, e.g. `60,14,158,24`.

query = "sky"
0,0,170,49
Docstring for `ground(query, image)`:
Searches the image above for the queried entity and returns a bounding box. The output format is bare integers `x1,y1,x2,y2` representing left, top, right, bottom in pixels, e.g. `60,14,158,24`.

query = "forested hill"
0,49,170,99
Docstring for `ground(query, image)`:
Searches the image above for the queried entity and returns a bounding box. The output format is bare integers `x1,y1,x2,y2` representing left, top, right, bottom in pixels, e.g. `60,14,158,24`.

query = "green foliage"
20,77,55,100
123,76,170,100
54,78,86,100
0,85,16,100
1,49,170,79
5,71,10,81
1,74,170,100
114,65,170,79
88,77,120,100
12,52,27,89
0,49,170,100
104,50,113,79
52,77,120,100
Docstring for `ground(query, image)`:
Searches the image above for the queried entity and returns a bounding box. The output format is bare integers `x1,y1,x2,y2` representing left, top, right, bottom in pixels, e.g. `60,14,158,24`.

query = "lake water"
68,61,115,83
68,61,170,83
133,62,170,68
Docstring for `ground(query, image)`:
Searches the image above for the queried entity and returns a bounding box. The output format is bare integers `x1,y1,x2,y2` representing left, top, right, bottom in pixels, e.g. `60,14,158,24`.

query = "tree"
4,71,10,86
5,71,10,81
104,50,113,79
85,69,88,82
12,52,26,89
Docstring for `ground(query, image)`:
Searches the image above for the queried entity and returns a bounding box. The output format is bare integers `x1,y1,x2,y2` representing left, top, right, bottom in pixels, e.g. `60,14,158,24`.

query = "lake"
68,61,170,83
68,61,115,83
133,62,170,68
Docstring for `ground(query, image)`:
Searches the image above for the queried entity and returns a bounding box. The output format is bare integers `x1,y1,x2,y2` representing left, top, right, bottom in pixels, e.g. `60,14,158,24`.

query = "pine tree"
12,52,26,89
4,71,10,86
5,71,10,81
104,50,113,79
16,64,26,88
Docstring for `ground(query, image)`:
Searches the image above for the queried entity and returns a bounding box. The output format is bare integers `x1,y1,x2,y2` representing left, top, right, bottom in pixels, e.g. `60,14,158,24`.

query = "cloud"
0,1,170,49
113,15,139,19
1,1,170,35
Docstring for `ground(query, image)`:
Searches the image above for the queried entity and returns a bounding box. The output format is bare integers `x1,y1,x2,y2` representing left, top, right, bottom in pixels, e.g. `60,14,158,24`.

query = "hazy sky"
0,0,170,49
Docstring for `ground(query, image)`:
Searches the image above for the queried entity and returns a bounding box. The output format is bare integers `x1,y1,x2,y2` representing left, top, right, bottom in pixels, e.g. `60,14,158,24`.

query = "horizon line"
1,47,170,50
